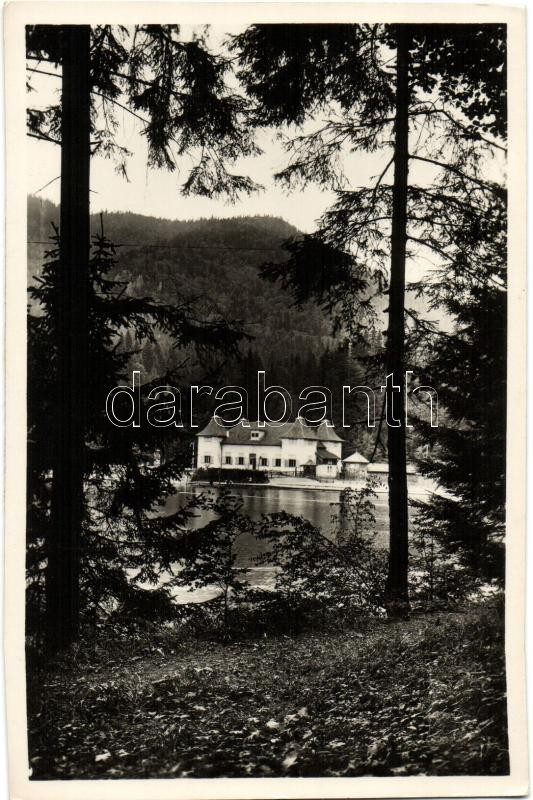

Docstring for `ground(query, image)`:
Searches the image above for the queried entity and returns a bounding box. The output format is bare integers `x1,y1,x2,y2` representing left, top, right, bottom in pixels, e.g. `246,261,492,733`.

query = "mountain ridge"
27,195,338,377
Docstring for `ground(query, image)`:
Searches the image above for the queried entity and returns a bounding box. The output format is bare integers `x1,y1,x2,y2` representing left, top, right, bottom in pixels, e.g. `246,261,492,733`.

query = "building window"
238,456,245,465
204,455,211,464
260,457,268,467
225,456,232,465
275,458,282,467
251,431,261,440
288,459,296,468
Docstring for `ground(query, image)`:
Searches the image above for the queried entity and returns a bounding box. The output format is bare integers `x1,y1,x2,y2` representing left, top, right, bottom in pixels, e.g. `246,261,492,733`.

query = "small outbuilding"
367,461,418,485
342,450,369,478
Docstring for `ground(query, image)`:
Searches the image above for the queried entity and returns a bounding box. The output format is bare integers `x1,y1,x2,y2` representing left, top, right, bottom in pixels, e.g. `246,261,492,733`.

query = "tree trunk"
46,25,91,653
384,24,411,619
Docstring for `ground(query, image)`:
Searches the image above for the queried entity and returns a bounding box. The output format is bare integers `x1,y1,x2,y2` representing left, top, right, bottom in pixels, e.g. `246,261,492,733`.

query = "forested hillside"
28,196,335,366
28,196,380,449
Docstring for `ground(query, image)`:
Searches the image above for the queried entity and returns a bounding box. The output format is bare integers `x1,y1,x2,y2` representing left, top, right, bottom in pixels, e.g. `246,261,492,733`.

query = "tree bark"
384,24,411,619
45,25,91,653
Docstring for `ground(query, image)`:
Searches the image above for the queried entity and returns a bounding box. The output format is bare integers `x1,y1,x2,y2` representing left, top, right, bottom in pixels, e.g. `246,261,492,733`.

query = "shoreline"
187,476,435,496
192,478,351,492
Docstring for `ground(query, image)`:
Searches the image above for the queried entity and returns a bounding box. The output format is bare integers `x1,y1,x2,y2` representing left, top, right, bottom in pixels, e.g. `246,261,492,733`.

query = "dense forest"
28,195,334,362
28,195,386,455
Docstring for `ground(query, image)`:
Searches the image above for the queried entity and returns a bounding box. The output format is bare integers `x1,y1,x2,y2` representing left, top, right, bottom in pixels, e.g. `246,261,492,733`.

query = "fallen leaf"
282,751,298,769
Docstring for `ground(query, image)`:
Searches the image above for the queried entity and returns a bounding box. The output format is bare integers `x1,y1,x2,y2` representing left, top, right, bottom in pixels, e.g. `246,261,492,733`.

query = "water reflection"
162,483,391,567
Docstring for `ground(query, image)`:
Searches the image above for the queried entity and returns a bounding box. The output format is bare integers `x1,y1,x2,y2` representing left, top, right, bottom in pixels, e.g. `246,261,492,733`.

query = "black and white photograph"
4,3,528,798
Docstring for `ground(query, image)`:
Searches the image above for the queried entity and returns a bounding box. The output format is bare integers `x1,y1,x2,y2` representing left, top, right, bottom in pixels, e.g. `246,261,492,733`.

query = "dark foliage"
27,24,259,198
232,24,394,127
232,24,505,136
411,285,506,581
407,24,507,138
27,230,246,644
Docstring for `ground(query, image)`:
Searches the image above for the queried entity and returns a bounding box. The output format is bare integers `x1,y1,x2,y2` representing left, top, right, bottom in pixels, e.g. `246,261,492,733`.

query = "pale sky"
27,26,504,254
27,125,340,233
26,26,385,233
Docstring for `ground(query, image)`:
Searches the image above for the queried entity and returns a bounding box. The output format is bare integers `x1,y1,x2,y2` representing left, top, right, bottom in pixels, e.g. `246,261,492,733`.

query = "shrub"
175,489,256,636
409,502,484,611
255,480,387,621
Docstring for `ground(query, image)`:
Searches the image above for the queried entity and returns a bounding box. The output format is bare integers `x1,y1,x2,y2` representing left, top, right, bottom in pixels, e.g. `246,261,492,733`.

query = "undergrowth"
27,602,508,779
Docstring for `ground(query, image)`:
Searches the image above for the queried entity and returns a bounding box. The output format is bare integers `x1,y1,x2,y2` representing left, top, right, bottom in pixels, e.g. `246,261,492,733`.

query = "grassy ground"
27,604,508,779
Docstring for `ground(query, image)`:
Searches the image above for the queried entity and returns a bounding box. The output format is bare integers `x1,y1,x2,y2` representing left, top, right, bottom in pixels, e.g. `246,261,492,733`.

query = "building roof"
221,420,290,446
367,462,389,473
196,416,343,445
316,420,343,443
317,444,340,462
343,450,369,464
196,415,228,438
282,416,320,440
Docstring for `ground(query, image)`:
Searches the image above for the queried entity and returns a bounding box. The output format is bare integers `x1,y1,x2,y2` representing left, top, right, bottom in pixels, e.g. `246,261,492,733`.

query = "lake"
163,482,389,558
159,481,433,601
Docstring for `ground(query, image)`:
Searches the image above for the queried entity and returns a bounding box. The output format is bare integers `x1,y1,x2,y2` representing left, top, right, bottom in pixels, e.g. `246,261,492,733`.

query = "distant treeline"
28,196,336,365
27,196,389,457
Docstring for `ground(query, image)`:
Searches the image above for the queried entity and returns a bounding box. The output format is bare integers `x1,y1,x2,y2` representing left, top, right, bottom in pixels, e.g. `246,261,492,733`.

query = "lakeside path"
190,474,437,496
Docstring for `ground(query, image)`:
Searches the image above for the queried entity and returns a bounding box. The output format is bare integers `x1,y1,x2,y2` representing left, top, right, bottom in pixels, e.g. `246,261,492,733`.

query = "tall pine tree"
27,24,257,651
232,23,506,615
27,228,246,648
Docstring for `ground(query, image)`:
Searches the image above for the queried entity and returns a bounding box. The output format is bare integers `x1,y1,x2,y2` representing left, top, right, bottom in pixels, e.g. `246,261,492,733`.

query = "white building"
342,453,418,484
342,450,369,478
196,416,343,476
